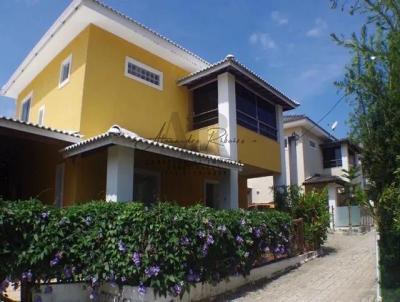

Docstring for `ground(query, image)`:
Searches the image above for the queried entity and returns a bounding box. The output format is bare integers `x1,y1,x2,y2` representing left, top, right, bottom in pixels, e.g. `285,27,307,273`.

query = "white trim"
38,105,45,126
59,54,72,88
20,91,33,122
63,135,242,170
0,117,81,143
124,56,163,90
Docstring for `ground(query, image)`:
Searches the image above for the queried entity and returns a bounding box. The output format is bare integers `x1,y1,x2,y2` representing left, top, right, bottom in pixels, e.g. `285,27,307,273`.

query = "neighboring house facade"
0,0,297,209
248,115,366,227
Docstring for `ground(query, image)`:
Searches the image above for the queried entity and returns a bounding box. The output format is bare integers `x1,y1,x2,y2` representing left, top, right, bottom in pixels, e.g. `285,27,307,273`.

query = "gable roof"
1,0,209,98
303,174,346,186
283,114,335,140
178,55,299,111
63,125,243,170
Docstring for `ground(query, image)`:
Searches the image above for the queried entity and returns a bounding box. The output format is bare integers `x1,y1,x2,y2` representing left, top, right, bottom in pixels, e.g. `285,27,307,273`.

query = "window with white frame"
125,57,163,90
59,55,72,88
21,94,32,122
38,106,45,126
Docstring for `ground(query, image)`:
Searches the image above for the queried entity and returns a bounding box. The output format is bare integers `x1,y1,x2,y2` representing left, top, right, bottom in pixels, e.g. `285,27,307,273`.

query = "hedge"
0,200,292,299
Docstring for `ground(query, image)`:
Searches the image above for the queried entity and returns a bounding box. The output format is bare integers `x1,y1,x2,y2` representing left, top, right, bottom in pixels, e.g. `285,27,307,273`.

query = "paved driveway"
221,231,377,302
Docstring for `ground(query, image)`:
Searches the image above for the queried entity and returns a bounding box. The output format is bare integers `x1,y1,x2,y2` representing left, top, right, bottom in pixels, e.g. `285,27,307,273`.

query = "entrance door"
134,170,160,205
204,181,219,208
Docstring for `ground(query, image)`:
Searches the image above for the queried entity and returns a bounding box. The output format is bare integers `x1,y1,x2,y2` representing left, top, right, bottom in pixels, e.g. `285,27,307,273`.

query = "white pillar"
328,183,337,229
217,72,237,160
219,168,239,209
341,143,349,172
274,105,287,187
106,145,134,202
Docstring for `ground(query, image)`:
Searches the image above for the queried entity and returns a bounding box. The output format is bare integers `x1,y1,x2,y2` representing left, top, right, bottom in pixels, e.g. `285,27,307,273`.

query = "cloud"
306,18,328,38
249,32,276,50
270,11,288,25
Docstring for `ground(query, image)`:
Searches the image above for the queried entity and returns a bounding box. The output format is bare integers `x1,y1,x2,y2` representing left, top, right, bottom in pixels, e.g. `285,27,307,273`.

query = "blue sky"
0,0,364,138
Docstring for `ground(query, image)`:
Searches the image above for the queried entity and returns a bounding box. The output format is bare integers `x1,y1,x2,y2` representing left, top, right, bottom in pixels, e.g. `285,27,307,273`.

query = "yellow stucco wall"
237,126,281,172
79,25,191,141
16,27,91,132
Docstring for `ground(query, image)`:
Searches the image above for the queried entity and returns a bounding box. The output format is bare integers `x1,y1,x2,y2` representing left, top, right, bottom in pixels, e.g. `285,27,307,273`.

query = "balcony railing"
323,158,343,168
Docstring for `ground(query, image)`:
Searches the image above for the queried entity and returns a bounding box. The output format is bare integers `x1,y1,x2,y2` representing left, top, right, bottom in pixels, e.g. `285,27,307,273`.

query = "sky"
0,0,364,138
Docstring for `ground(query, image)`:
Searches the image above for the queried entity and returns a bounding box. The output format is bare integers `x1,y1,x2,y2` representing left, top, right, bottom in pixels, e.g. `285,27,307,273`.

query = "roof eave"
177,60,299,110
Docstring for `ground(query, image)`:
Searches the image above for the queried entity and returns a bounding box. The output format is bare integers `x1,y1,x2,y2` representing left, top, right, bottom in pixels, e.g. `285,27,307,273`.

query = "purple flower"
145,266,160,278
85,216,92,226
121,276,127,283
253,228,262,238
180,236,190,246
44,285,53,294
0,278,10,292
172,282,184,296
244,252,249,258
197,231,206,239
89,292,96,300
132,252,141,267
50,251,63,267
118,240,126,253
186,270,200,283
41,212,49,220
138,283,146,295
33,296,42,302
236,235,244,245
206,234,214,245
201,243,209,257
64,267,73,279
26,270,33,282
240,218,246,226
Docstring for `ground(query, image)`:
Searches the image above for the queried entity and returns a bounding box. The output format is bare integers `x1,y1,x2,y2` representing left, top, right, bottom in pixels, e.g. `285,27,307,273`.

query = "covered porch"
61,125,244,209
0,117,80,204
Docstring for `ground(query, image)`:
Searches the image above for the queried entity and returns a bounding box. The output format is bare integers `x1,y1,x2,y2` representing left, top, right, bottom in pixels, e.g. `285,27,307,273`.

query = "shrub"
274,186,329,249
0,200,291,298
378,185,400,296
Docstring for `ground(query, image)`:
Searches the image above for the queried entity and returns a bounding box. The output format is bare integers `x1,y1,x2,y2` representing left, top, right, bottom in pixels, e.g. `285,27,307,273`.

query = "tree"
331,0,400,297
341,166,361,231
331,0,400,198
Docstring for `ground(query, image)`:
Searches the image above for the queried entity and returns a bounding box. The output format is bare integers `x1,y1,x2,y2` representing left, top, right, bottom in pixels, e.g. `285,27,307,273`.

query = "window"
125,57,163,90
59,55,72,88
38,106,45,126
192,82,218,129
323,146,342,168
309,140,316,148
236,83,277,140
21,94,32,122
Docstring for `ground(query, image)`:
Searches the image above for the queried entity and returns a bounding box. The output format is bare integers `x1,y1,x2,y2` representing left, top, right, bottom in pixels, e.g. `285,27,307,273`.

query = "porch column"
328,183,337,229
219,168,239,209
106,145,134,202
217,71,237,160
273,105,287,187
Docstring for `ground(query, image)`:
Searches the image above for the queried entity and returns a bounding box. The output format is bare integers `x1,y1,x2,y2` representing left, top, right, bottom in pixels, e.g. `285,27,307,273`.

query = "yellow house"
0,0,298,208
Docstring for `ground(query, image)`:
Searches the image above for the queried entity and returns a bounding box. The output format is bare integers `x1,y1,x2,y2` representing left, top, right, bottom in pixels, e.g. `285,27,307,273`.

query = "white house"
248,114,367,228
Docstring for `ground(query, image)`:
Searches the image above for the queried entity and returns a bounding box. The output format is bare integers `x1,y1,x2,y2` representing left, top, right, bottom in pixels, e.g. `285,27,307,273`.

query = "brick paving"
223,231,377,302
